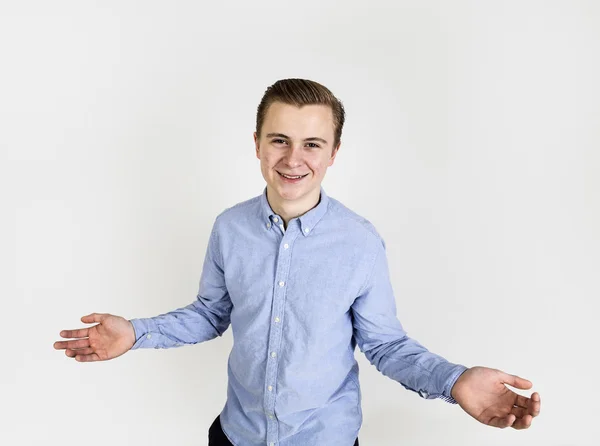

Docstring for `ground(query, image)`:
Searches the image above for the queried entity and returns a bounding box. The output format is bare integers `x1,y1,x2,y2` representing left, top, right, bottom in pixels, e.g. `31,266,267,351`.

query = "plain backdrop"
2,1,598,445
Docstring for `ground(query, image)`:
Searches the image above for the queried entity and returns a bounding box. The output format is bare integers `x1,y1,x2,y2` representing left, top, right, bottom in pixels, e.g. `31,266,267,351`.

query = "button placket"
264,229,299,446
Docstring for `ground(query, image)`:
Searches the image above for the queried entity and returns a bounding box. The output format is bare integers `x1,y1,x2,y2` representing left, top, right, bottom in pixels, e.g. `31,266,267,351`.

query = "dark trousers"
209,415,359,445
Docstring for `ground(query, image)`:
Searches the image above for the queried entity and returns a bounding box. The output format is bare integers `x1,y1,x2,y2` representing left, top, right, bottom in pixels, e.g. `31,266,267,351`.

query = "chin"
276,185,307,200
278,188,303,200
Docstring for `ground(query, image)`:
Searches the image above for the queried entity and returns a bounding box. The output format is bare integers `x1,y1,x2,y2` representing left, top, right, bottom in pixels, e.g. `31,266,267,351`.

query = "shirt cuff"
129,318,159,350
437,363,469,404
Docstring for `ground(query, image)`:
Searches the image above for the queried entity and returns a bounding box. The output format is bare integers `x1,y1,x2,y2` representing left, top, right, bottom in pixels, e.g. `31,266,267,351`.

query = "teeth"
281,173,305,179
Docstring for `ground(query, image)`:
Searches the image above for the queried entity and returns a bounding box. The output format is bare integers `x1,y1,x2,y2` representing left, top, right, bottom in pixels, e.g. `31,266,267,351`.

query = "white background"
2,1,598,445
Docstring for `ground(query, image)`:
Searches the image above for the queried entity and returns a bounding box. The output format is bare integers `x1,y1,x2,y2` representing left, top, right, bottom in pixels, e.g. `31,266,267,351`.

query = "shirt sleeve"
128,219,233,350
351,235,468,403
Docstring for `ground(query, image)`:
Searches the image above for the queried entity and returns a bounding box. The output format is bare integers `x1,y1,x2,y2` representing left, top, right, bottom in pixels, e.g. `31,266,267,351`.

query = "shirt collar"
259,186,330,236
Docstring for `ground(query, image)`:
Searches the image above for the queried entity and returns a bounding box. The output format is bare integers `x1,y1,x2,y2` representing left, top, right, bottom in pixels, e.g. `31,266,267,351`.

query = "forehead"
263,102,334,139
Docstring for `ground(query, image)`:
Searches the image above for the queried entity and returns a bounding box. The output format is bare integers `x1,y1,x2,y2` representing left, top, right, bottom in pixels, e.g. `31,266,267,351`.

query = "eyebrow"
266,133,328,145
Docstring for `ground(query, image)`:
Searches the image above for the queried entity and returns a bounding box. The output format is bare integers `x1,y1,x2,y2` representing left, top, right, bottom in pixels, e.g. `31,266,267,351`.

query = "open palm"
53,313,136,362
451,366,541,429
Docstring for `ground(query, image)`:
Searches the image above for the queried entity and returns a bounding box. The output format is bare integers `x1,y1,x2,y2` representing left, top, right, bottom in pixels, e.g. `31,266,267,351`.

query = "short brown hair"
256,78,346,149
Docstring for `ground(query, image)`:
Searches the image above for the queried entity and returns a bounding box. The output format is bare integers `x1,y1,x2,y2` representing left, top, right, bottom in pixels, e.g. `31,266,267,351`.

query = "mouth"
277,171,309,181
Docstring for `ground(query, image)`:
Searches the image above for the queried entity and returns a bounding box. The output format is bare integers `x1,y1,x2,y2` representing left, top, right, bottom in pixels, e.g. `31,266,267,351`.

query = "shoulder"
326,196,386,249
216,194,260,221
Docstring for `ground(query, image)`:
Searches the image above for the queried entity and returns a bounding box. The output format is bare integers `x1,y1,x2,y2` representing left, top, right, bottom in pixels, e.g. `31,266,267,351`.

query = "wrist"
451,367,470,400
127,320,137,349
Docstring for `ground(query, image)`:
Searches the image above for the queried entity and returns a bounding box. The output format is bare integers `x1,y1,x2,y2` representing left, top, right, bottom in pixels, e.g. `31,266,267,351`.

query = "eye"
306,143,320,148
272,139,287,144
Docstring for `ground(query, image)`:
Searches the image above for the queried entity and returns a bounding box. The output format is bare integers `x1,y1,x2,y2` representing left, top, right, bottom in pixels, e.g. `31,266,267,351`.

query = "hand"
53,313,136,362
451,366,541,429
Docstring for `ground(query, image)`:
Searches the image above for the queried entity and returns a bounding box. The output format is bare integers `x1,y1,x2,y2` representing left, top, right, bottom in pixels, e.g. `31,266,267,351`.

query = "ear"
254,132,260,160
328,141,341,166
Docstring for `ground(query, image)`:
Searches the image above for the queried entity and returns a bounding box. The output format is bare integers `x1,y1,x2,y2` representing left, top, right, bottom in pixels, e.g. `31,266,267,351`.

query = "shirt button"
283,243,289,249
271,351,277,358
273,217,279,223
304,227,310,233
278,281,285,287
146,334,152,339
270,442,275,446
269,414,274,419
266,222,271,229
274,317,280,323
268,385,273,391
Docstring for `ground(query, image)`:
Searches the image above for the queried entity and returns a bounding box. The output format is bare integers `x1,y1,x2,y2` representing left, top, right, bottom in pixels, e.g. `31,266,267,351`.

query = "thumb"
501,371,532,390
81,313,107,324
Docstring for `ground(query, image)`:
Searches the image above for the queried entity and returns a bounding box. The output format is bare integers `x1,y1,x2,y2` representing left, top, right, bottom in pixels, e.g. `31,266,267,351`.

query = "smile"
278,172,309,179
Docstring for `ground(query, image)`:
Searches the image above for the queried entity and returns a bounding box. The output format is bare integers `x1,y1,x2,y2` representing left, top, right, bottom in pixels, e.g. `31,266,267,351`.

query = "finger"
55,339,80,350
81,313,107,324
75,352,101,362
513,392,541,417
530,392,541,417
501,372,532,390
488,414,516,429
54,339,90,350
510,406,528,418
58,328,89,339
66,347,94,357
514,394,530,409
512,414,533,430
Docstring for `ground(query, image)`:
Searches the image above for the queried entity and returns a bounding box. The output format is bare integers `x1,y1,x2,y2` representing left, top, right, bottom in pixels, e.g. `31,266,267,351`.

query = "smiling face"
254,101,340,211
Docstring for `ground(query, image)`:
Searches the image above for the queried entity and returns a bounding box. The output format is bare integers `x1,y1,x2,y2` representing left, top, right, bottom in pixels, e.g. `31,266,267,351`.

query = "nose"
283,144,303,167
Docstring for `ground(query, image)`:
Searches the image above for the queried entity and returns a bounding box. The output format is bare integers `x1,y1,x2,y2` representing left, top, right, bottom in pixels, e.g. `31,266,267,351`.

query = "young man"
54,79,541,445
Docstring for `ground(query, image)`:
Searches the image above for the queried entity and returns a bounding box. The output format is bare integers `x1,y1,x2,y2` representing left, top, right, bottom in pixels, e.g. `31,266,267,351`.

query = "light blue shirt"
130,186,468,446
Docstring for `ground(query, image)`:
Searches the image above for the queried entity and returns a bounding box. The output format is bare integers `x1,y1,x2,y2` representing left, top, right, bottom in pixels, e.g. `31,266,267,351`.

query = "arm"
53,219,232,361
351,235,542,429
130,219,233,349
350,235,467,403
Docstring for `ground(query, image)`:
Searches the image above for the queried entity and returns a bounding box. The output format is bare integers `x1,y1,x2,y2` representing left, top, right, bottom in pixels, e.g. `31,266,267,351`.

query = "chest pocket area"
291,257,363,322
224,249,277,310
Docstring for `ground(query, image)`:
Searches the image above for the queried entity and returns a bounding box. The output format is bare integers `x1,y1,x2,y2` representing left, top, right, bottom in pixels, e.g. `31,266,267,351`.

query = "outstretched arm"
351,232,542,430
351,234,467,403
54,218,232,360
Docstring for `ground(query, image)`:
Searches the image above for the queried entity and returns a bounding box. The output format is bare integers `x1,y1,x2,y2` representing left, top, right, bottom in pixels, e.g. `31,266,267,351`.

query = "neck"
266,186,321,228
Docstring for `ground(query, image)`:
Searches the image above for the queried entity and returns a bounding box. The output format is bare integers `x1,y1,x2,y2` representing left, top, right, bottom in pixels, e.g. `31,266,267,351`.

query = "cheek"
260,153,277,168
307,158,328,174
